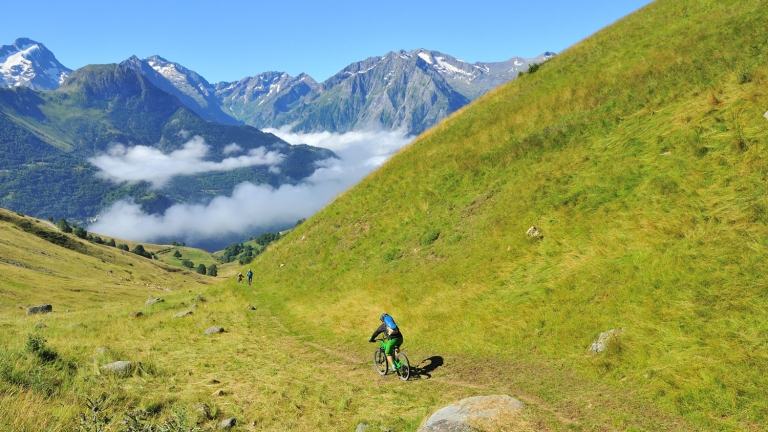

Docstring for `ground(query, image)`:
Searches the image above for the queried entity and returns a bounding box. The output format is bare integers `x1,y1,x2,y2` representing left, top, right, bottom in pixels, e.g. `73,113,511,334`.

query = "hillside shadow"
408,355,444,380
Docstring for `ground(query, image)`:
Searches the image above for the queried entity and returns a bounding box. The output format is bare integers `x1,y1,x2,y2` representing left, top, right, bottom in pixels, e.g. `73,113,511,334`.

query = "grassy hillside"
2,209,592,432
240,0,768,429
4,0,768,430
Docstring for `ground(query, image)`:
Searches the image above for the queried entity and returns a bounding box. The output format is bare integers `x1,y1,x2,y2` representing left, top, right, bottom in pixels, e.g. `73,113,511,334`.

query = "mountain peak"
0,38,72,90
12,38,42,50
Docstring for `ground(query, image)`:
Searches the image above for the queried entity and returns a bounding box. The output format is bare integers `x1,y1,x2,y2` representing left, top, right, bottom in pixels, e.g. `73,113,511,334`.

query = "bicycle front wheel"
396,352,410,381
373,348,388,375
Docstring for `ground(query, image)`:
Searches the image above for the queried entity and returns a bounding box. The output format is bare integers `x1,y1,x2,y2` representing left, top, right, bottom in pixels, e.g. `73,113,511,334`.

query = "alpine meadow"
3,0,768,431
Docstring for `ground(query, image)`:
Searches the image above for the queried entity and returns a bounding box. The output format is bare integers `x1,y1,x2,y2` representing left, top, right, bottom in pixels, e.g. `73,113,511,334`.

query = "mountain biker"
369,313,403,372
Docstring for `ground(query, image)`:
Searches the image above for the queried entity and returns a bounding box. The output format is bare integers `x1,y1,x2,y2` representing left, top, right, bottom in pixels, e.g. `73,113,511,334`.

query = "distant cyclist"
369,313,403,372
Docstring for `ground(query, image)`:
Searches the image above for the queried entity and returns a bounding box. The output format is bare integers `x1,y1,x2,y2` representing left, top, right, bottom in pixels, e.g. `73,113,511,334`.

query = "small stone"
211,389,227,397
145,298,164,306
209,379,221,384
130,311,143,318
356,424,370,432
246,305,257,310
590,329,622,353
100,361,134,376
34,323,46,329
26,304,52,315
194,402,213,419
205,326,224,335
525,226,543,239
764,111,768,120
173,310,193,318
218,417,236,429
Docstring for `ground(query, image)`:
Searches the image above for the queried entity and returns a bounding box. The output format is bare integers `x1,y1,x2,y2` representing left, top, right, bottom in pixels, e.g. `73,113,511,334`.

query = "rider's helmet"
380,313,389,322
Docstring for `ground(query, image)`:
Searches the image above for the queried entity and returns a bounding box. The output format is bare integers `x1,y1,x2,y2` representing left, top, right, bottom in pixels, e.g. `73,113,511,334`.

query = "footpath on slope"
246,301,697,432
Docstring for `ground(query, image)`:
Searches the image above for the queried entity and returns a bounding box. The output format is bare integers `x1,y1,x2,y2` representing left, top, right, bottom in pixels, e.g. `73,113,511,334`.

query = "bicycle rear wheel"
373,348,388,375
395,352,410,381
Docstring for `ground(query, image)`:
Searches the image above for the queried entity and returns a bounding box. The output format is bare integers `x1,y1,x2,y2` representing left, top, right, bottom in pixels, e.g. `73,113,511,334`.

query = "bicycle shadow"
408,355,444,380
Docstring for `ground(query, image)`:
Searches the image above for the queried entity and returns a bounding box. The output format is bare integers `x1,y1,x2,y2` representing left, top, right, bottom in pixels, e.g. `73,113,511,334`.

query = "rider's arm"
369,323,386,341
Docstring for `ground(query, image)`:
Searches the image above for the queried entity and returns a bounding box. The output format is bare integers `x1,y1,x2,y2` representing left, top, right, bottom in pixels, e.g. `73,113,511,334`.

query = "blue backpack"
382,315,398,335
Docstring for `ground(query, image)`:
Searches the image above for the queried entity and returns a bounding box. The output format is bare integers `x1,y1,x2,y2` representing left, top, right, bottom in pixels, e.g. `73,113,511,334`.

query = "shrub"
73,226,87,239
131,244,152,259
117,243,129,251
421,228,441,246
56,218,72,233
182,260,194,269
736,68,752,84
527,62,541,74
384,248,401,262
196,264,207,274
106,238,116,247
173,250,182,258
25,334,58,362
207,264,218,277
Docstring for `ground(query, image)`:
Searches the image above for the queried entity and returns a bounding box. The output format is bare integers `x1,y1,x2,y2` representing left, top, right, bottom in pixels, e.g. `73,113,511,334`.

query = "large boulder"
418,395,524,432
26,304,52,315
205,326,225,335
419,420,476,432
145,297,164,306
100,361,134,377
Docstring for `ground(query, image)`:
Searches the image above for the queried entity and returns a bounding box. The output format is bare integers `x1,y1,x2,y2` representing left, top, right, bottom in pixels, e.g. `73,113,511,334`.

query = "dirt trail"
257,309,697,432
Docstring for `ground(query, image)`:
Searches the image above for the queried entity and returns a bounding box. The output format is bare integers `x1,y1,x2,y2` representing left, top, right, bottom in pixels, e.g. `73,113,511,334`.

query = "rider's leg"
384,339,397,370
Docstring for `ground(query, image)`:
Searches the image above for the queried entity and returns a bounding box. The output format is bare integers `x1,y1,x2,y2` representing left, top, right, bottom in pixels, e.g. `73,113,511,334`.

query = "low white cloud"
223,143,243,155
89,128,414,249
89,136,284,187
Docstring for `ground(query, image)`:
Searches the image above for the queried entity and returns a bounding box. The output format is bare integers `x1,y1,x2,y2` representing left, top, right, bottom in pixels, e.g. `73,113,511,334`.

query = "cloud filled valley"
88,129,413,250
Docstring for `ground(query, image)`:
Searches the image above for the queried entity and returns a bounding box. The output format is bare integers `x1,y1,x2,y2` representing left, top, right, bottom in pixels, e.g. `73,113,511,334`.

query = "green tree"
256,231,281,246
73,226,87,239
56,218,72,233
106,238,116,247
131,244,151,258
207,264,218,277
117,243,129,251
173,250,182,258
196,264,207,274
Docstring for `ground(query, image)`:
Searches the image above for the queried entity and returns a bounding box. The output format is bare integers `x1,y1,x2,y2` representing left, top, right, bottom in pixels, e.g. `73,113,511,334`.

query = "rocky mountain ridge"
0,38,553,134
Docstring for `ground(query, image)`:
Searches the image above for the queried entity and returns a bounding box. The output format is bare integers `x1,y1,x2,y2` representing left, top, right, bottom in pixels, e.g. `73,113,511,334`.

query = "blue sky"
4,0,652,84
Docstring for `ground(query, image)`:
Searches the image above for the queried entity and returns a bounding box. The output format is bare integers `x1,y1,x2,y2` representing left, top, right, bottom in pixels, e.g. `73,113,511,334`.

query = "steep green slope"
244,0,768,429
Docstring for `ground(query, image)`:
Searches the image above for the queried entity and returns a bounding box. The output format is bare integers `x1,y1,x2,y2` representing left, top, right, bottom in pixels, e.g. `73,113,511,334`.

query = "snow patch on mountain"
0,38,71,90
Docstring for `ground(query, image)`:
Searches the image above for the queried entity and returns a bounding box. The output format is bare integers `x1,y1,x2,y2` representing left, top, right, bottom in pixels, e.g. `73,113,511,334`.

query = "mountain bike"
373,337,410,380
